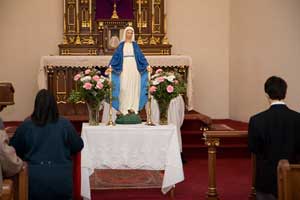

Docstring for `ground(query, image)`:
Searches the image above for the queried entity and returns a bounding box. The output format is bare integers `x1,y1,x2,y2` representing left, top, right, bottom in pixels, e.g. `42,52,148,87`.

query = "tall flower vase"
86,100,101,126
158,101,170,125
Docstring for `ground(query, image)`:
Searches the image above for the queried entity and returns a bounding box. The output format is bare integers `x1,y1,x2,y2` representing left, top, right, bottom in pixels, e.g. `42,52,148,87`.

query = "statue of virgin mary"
108,27,150,115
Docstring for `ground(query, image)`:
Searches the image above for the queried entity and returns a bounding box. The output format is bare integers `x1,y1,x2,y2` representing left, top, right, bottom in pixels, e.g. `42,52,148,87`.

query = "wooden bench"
278,159,300,200
0,164,28,200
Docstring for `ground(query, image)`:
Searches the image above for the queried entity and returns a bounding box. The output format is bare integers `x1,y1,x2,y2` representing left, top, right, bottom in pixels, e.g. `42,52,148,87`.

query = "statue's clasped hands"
147,65,153,73
105,66,113,75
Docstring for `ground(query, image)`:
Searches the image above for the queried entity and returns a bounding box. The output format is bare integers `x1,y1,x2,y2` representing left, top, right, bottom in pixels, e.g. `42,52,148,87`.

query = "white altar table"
81,123,184,200
102,95,185,152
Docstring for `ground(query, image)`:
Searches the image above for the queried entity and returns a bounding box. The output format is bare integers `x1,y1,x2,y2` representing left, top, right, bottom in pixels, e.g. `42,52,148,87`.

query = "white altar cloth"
102,95,185,152
38,55,193,110
81,123,184,200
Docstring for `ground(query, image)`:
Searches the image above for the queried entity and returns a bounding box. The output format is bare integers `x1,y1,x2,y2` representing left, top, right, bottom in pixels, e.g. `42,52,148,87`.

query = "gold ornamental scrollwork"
204,137,220,147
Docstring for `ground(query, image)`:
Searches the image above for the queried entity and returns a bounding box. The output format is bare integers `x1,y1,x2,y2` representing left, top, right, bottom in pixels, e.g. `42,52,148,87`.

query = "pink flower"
156,77,165,83
85,69,91,75
174,80,179,84
166,85,174,93
83,82,92,90
156,69,163,74
149,86,157,93
74,74,81,81
96,82,104,89
92,75,100,82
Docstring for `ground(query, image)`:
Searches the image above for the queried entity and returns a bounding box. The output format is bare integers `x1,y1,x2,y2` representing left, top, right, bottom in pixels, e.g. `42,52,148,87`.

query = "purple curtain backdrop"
95,0,134,20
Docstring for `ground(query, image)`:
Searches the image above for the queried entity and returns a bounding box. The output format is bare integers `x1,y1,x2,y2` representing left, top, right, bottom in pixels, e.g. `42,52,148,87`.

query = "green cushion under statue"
115,110,142,124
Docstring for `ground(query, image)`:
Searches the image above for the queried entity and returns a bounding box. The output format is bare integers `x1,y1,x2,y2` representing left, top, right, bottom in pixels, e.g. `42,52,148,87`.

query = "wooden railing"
203,130,256,200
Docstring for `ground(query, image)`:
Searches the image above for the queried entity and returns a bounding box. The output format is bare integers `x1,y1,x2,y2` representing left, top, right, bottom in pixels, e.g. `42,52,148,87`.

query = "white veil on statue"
121,26,135,42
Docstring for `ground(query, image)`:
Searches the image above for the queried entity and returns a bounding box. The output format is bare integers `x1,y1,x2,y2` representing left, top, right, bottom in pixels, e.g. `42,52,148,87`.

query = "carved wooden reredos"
59,0,172,56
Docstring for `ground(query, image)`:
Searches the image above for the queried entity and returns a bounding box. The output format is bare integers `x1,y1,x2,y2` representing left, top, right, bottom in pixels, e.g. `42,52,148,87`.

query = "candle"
89,0,92,14
76,0,79,14
76,0,79,33
64,0,66,14
152,0,154,15
164,0,167,15
138,0,141,15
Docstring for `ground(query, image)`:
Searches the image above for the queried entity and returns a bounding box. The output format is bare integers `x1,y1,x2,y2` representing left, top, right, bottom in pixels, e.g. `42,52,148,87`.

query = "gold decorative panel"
59,0,171,55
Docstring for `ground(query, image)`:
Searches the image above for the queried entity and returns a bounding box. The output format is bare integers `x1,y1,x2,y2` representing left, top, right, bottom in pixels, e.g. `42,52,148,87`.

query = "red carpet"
4,119,251,200
91,152,252,200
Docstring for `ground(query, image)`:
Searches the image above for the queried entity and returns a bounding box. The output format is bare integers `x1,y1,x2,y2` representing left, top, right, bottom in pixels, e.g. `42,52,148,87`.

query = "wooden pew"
203,130,256,200
1,179,14,200
1,163,28,200
0,82,14,111
0,82,28,200
277,159,300,200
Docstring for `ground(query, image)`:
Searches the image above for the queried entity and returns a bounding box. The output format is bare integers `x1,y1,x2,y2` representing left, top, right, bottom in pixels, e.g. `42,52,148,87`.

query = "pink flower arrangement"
83,82,92,90
96,82,104,89
149,86,157,93
69,68,111,104
156,69,163,74
85,69,91,75
92,75,100,82
149,69,186,105
74,74,81,81
156,77,165,83
166,85,174,93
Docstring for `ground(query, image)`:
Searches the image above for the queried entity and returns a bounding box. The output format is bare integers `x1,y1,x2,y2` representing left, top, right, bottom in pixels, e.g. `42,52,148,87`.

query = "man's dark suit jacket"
248,104,300,197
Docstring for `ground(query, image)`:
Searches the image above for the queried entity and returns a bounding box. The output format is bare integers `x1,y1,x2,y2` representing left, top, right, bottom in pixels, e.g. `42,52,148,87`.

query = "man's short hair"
264,76,287,100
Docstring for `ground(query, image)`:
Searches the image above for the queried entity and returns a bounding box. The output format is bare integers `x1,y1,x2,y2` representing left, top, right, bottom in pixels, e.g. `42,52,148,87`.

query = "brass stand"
88,36,95,45
111,1,119,19
88,6,95,45
162,14,169,45
75,35,82,45
75,0,81,45
63,0,68,45
63,35,68,45
107,68,115,126
146,69,155,126
150,14,157,45
137,7,144,45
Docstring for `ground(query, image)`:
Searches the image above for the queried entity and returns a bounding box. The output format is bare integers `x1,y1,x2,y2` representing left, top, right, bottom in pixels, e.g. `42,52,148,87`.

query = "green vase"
158,101,170,125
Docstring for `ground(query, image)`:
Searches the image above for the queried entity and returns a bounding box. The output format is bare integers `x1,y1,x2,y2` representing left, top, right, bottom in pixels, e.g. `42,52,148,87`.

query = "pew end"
277,159,300,200
1,163,28,200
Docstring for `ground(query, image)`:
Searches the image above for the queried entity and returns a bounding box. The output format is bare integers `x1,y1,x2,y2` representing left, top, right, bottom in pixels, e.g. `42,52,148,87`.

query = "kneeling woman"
10,89,84,200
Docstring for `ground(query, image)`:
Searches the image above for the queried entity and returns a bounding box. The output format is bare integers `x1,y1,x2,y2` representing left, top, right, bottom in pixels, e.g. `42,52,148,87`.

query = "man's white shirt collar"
271,101,286,106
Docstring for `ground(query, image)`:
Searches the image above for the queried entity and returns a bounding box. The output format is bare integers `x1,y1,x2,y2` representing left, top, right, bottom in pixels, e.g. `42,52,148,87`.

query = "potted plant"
69,68,110,126
149,69,186,125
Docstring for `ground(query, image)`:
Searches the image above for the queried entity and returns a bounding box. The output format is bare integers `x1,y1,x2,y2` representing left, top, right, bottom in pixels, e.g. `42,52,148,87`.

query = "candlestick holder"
146,69,155,126
111,1,119,19
107,68,115,126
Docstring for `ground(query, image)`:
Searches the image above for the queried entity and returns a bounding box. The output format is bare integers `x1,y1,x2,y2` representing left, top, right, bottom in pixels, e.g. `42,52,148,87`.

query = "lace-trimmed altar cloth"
102,95,185,152
80,123,184,200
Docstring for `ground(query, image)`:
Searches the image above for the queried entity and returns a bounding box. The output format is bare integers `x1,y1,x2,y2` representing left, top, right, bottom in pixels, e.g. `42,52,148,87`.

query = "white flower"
80,76,92,82
151,74,160,79
152,80,160,85
166,75,176,82
99,77,106,83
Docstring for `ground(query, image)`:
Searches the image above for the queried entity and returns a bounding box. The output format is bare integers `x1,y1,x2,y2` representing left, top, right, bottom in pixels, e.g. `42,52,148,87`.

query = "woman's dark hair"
264,76,287,100
31,89,59,126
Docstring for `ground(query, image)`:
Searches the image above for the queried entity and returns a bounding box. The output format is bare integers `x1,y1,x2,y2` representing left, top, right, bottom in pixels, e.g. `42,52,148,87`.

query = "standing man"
248,76,300,200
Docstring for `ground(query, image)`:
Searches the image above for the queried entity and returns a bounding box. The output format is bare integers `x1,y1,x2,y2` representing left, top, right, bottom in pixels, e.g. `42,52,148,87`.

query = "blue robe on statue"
109,41,149,112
